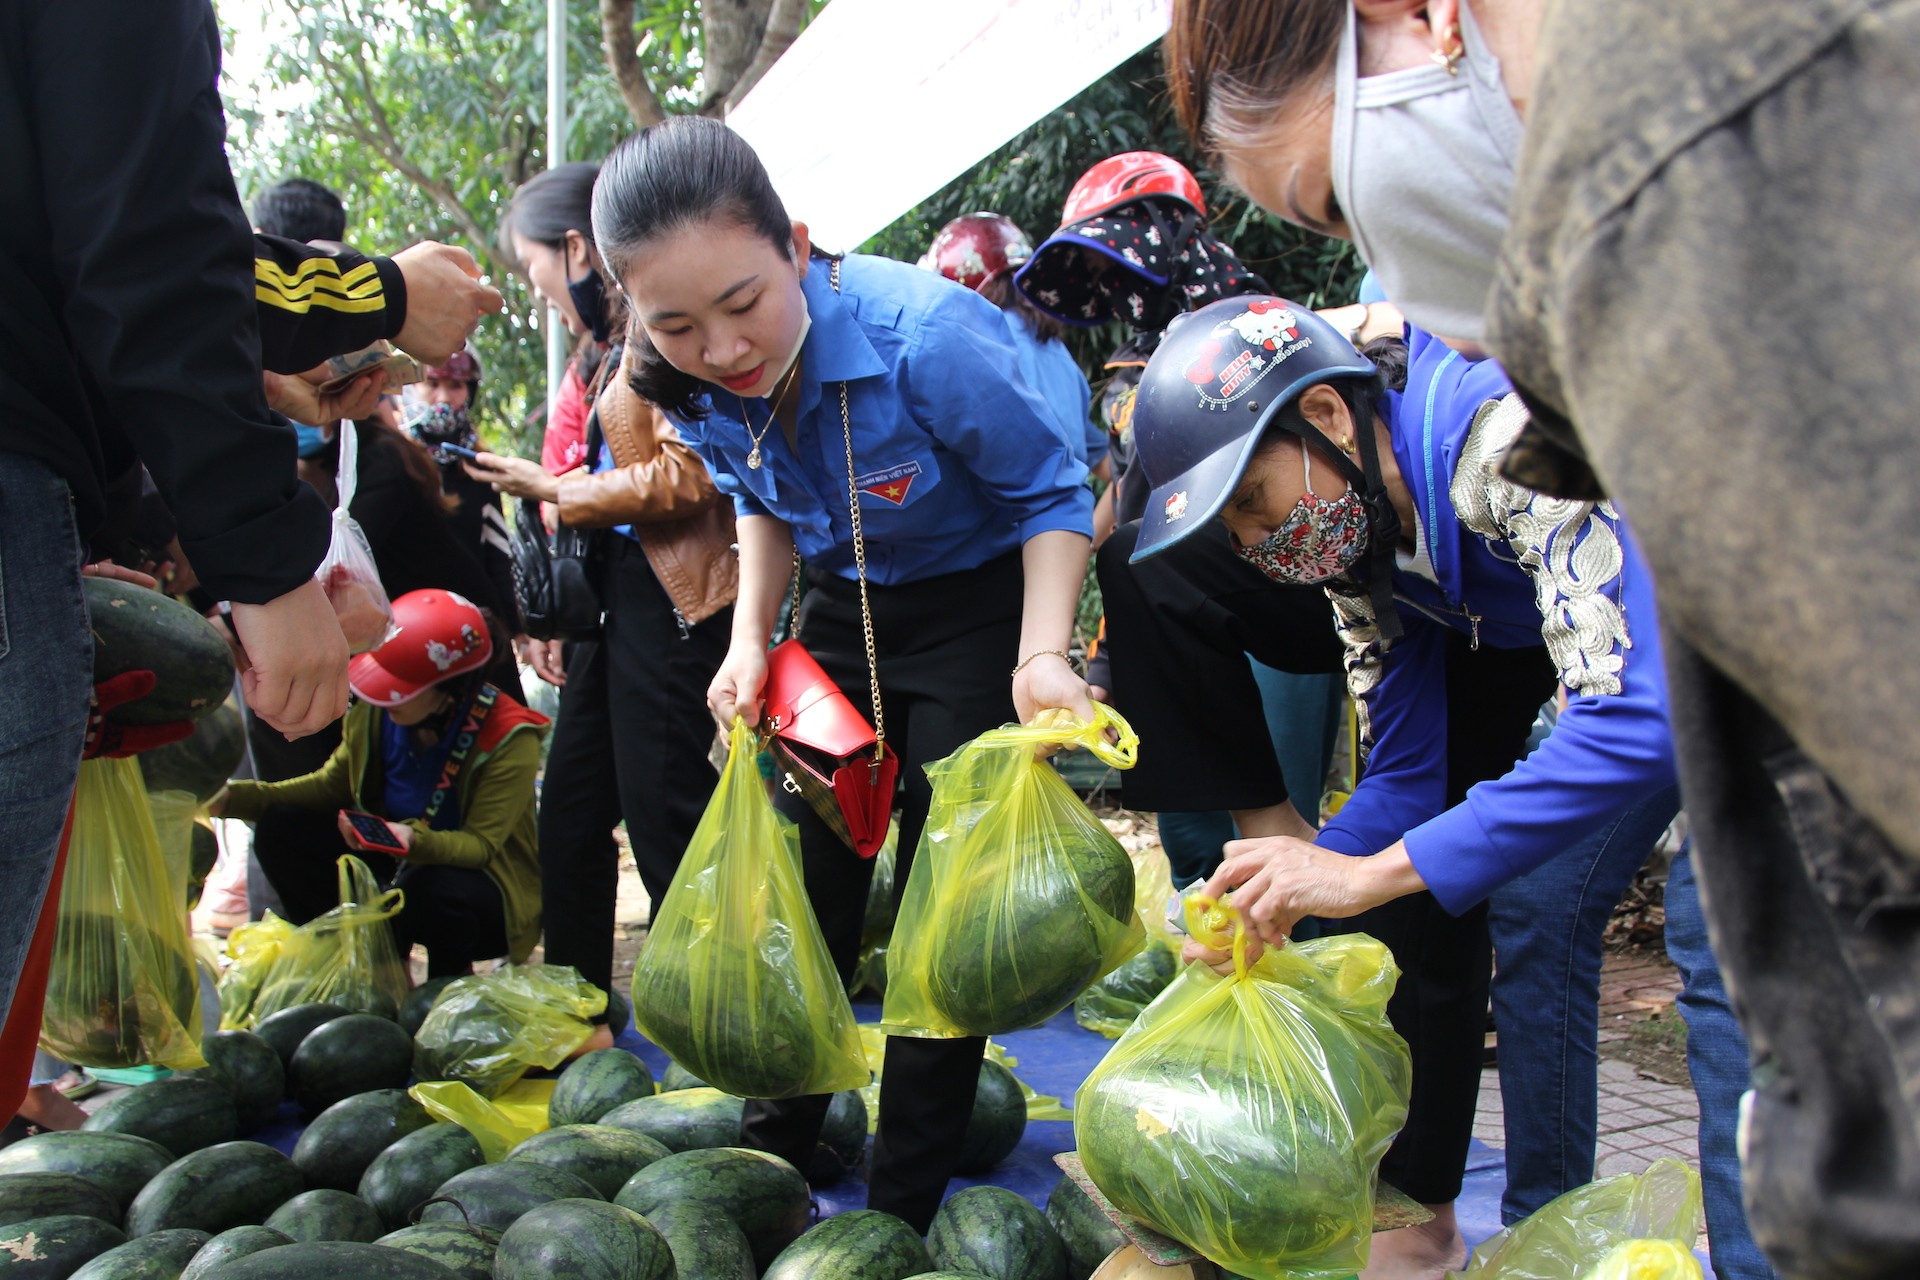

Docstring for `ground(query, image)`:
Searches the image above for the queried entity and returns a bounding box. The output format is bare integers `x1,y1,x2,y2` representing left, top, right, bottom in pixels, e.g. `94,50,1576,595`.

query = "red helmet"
1060,152,1206,225
424,347,482,385
918,213,1034,291
348,589,492,707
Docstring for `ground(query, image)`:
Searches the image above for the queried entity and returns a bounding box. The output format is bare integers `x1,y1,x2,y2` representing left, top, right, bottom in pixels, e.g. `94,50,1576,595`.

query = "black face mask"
567,267,610,344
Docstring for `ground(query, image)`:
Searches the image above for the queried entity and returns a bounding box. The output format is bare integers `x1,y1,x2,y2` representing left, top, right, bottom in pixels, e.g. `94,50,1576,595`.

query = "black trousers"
1098,520,1556,1205
537,537,730,1017
251,805,508,977
738,552,1023,1233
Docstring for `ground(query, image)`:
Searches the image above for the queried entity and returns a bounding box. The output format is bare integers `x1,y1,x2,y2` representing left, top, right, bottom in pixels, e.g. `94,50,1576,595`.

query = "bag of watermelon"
41,757,206,1069
247,855,411,1023
1075,896,1411,1280
1457,1158,1702,1278
629,718,868,1099
215,912,295,1029
882,704,1146,1039
1075,841,1182,1038
413,964,605,1098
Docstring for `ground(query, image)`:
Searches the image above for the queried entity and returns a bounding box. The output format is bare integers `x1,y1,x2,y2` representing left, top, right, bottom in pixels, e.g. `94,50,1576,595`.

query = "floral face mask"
1231,447,1371,585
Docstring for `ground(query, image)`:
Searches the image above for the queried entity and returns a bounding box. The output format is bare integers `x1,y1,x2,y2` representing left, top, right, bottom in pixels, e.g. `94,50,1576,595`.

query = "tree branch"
599,0,666,128
724,0,806,113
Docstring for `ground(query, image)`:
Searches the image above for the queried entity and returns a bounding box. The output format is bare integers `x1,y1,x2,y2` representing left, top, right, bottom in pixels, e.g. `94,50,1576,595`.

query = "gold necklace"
738,356,803,470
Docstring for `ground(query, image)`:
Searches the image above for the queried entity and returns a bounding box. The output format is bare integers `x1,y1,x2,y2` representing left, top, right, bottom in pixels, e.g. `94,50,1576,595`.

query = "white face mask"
1329,0,1524,343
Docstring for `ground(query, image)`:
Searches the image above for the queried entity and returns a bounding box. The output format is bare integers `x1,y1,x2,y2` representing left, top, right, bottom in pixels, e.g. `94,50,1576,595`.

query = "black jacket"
0,0,407,602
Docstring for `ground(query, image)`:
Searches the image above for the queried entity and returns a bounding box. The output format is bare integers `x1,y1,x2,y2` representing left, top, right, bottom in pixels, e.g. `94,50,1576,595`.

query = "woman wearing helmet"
1129,299,1677,1274
211,590,549,977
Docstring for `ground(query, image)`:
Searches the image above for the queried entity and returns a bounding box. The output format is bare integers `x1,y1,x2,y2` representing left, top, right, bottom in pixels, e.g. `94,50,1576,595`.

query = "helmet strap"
1284,401,1404,641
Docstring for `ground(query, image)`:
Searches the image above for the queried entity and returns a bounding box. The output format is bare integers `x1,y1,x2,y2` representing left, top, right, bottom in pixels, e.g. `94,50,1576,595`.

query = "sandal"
53,1069,98,1102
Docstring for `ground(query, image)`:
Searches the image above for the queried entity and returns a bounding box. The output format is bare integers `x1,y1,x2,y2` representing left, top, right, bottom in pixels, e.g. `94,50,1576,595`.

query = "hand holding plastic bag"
413,964,604,1098
629,719,868,1099
1075,897,1412,1280
1455,1158,1703,1278
248,855,411,1022
883,704,1146,1038
319,424,396,654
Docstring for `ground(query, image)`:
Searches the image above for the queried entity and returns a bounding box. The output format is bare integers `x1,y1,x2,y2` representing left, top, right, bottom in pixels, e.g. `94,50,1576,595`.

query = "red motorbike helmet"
918,213,1034,291
1059,152,1206,226
348,589,493,707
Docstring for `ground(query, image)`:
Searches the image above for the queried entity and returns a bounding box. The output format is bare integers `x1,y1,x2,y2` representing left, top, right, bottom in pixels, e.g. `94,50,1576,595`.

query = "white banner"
729,0,1172,253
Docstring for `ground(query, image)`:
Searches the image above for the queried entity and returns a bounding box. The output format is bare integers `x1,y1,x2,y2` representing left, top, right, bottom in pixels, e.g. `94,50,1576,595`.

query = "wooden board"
1053,1152,1434,1267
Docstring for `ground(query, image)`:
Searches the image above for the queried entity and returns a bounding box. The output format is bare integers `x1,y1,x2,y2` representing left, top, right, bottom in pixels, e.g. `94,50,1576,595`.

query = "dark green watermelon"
807,1088,869,1185
261,1191,382,1244
596,1087,742,1153
1073,943,1177,1039
955,1058,1028,1175
763,1209,933,1280
418,1163,601,1233
371,1224,499,1280
250,1004,351,1070
1044,1174,1128,1279
613,1146,807,1270
656,1062,706,1093
602,989,630,1039
927,1186,1070,1280
185,823,220,911
140,701,245,803
504,1125,670,1200
178,1226,294,1280
83,577,232,725
862,835,899,947
0,1214,127,1277
124,1142,303,1238
491,1198,674,1280
0,1131,173,1217
185,1240,464,1278
642,1200,754,1280
180,1031,285,1135
68,1228,210,1280
628,965,823,1100
291,1089,432,1192
287,1015,413,1114
0,1173,119,1230
82,1079,237,1161
548,1049,654,1127
41,911,200,1072
397,978,459,1038
357,1124,485,1232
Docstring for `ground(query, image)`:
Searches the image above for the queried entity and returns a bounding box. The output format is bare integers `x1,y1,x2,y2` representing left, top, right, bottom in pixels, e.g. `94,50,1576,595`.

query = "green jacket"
224,695,549,963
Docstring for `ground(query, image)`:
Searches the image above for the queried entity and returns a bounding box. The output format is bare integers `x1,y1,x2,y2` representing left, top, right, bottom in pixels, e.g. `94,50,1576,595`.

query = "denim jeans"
1488,785,1681,1223
0,451,91,1024
1668,847,1778,1280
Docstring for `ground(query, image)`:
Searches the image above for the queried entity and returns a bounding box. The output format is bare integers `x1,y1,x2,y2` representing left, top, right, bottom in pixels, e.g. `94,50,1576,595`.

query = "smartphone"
341,809,408,855
435,443,480,464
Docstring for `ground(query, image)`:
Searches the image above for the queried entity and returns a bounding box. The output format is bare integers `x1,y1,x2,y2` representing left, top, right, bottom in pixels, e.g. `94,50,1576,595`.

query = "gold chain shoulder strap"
831,259,887,752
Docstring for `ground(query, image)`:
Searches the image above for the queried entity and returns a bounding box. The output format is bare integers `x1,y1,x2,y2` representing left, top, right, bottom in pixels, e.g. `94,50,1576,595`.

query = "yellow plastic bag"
145,788,199,902
1579,1239,1704,1280
41,758,205,1069
216,913,295,1030
1075,898,1412,1280
882,705,1146,1038
248,855,410,1023
1457,1158,1703,1278
413,964,604,1098
411,1078,557,1163
629,719,867,1099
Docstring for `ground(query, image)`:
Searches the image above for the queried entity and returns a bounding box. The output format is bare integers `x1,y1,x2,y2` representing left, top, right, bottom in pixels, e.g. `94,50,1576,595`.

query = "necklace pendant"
746,447,763,470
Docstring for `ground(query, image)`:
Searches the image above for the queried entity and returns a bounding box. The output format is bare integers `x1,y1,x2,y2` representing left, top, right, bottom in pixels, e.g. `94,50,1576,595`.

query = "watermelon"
125,1142,303,1238
83,577,232,725
0,1173,121,1229
68,1229,210,1280
613,1146,807,1269
603,989,630,1038
657,1062,706,1093
41,910,200,1072
491,1198,674,1280
596,1087,742,1153
0,1132,174,1217
371,1224,499,1280
250,1004,351,1070
184,1241,462,1278
178,1227,293,1280
261,1191,383,1244
1044,1175,1128,1279
356,1125,485,1232
292,1089,432,1191
180,1031,285,1134
642,1201,754,1280
83,1078,237,1160
763,1210,933,1280
0,1214,127,1277
1073,944,1177,1039
955,1058,1028,1175
808,1089,869,1185
140,701,245,803
397,979,459,1038
927,1186,1070,1280
504,1125,670,1200
287,1015,413,1114
549,1049,654,1127
862,833,899,947
418,1163,602,1233
185,824,220,911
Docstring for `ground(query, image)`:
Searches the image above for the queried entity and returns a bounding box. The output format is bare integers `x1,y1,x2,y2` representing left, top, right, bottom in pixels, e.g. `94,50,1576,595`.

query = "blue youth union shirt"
671,254,1093,586
1003,310,1104,471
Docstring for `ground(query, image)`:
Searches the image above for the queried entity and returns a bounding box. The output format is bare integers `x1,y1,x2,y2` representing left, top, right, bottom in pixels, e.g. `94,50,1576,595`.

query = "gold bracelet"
1011,649,1073,678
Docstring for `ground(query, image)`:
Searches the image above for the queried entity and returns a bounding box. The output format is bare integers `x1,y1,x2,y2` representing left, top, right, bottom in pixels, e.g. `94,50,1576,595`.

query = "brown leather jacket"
556,355,737,624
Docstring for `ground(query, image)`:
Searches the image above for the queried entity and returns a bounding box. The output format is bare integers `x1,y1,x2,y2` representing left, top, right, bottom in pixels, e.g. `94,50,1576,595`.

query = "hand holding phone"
339,809,410,855
434,442,480,464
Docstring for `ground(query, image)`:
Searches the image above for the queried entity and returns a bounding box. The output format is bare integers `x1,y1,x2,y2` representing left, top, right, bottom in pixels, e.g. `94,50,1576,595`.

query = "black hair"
252,178,347,243
977,270,1067,345
591,117,795,419
499,161,624,385
1256,333,1409,456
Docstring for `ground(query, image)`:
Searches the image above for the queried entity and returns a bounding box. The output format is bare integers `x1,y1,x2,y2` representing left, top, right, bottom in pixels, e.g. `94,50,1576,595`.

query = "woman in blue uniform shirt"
588,116,1095,1229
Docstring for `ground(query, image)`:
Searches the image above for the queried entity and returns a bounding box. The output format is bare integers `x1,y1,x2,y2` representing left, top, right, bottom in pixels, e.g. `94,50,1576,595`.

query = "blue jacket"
1315,329,1677,913
1004,311,1106,471
673,254,1092,585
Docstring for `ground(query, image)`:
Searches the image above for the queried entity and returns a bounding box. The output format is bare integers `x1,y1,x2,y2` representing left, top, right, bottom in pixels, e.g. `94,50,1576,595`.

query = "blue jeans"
0,452,90,1025
1488,785,1681,1222
1668,848,1777,1280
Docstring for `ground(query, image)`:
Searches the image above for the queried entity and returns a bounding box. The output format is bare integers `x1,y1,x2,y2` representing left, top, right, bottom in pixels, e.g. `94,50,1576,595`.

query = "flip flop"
53,1069,98,1102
